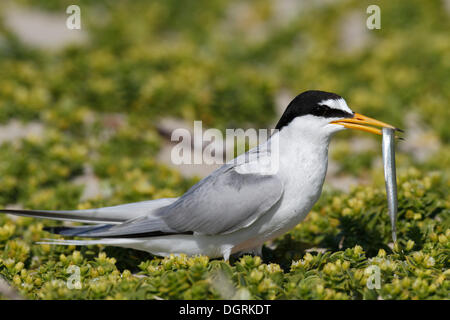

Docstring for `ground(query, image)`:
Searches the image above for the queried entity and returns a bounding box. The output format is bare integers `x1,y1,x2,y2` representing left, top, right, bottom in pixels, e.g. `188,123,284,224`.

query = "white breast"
232,120,332,250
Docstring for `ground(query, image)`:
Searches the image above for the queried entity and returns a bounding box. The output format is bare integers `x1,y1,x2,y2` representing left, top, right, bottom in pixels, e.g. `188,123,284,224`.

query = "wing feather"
76,161,284,238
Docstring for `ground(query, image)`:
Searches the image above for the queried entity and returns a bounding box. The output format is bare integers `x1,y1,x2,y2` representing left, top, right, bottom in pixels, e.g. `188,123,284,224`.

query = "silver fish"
382,127,398,242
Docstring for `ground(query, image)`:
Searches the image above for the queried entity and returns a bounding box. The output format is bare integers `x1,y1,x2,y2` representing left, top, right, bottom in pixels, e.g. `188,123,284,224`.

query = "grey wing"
0,198,178,224
162,166,284,235
76,164,284,238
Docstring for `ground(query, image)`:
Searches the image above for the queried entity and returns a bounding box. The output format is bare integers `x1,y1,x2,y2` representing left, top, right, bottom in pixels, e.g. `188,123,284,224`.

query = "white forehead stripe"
318,98,353,114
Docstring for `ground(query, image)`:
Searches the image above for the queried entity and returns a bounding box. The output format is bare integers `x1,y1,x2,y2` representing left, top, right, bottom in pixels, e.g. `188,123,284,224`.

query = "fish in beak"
332,112,403,242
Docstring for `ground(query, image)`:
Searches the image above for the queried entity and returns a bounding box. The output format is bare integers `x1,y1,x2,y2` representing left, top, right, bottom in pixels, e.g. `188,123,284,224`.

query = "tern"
0,90,400,260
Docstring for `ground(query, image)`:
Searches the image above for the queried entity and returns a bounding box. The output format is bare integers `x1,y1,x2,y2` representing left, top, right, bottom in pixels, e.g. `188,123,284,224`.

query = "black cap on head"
275,90,354,130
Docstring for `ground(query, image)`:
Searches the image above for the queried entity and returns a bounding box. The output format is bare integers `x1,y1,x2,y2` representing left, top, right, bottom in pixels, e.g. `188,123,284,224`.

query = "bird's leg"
250,245,263,257
237,245,263,258
222,246,233,261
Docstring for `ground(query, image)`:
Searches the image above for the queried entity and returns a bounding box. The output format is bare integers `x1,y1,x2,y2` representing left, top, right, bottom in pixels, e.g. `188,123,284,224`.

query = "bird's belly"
263,188,321,238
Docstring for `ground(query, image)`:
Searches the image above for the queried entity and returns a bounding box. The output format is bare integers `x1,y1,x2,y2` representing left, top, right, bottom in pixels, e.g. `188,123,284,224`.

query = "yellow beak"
330,113,402,136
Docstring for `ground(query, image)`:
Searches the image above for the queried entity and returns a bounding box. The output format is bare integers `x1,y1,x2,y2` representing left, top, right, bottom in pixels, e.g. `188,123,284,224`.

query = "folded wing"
74,163,284,238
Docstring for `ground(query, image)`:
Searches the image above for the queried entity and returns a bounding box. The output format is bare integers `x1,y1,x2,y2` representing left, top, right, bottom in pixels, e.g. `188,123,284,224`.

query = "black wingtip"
43,226,72,234
43,224,113,236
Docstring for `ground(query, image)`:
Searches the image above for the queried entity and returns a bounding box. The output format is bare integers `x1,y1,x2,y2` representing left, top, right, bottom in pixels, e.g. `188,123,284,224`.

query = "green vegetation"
0,0,448,299
0,168,448,299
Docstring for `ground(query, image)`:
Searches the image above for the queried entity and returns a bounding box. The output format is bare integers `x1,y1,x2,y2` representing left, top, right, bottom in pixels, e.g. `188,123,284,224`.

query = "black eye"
311,104,352,118
275,91,354,130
